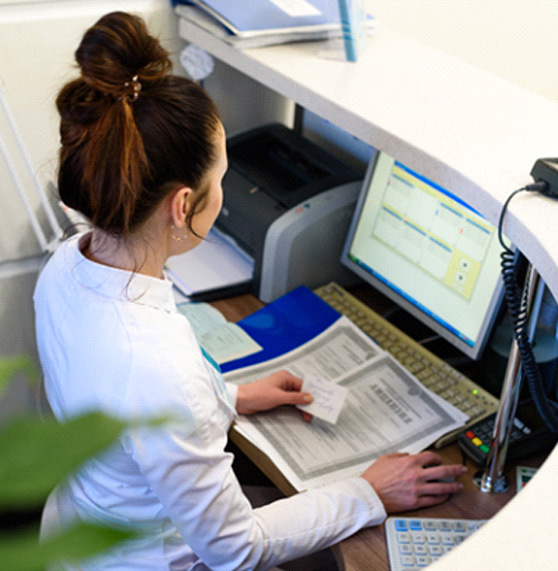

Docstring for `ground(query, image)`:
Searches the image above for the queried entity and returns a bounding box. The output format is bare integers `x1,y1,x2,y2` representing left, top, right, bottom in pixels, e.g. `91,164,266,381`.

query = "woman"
34,12,466,570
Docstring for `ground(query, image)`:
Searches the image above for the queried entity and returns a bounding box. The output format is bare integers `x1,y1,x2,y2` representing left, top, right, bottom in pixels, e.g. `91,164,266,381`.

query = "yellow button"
472,437,483,447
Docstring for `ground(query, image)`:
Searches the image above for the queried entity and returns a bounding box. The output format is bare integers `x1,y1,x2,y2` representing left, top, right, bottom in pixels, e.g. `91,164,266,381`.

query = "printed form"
225,317,467,491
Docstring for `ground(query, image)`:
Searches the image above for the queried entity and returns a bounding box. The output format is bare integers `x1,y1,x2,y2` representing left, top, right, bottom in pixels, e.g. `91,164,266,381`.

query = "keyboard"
313,282,499,447
385,516,487,570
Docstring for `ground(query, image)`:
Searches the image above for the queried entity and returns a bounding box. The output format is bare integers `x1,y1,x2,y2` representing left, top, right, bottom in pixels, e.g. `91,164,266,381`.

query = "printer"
216,123,363,303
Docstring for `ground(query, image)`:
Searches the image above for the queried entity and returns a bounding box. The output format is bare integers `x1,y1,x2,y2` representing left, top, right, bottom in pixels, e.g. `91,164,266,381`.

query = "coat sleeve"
127,411,386,571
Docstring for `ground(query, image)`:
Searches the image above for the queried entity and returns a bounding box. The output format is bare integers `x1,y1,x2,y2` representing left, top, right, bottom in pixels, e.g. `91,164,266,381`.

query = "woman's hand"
360,450,467,513
236,370,312,418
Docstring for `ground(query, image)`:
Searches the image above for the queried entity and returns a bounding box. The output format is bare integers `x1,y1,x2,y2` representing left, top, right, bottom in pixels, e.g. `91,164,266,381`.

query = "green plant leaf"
0,355,38,399
0,412,126,508
0,522,136,571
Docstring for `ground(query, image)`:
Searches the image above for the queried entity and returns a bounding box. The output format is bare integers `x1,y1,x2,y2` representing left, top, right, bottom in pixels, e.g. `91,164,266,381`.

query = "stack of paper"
165,226,253,301
225,315,468,492
175,0,375,49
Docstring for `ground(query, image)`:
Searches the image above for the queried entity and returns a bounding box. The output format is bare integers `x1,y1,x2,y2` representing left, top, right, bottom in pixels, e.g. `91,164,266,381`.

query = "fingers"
422,463,467,484
413,464,466,509
414,450,443,468
414,493,451,509
268,373,312,420
425,480,464,496
281,390,312,406
268,370,304,391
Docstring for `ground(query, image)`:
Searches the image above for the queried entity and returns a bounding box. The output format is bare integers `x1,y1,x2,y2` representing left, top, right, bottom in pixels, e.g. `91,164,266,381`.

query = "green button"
480,444,490,453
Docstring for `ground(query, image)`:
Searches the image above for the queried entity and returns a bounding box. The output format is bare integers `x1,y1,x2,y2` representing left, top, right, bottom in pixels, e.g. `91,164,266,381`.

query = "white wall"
0,0,186,418
0,0,186,261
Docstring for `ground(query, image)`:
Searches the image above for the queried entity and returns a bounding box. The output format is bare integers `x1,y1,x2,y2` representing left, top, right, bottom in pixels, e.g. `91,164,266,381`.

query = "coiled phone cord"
497,184,558,432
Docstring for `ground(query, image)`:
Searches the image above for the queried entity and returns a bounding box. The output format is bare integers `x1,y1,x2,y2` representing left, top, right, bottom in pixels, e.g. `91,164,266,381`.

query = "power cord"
497,181,558,432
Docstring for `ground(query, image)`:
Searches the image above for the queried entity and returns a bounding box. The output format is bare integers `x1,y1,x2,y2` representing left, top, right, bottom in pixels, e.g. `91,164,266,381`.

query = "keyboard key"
453,521,467,533
400,555,415,567
426,533,440,544
441,534,455,546
397,532,411,544
395,519,409,532
438,521,452,532
409,520,423,531
399,544,412,555
429,545,443,556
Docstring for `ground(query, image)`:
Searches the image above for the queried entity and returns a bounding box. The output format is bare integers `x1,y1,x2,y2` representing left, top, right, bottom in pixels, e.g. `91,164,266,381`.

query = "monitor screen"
341,151,506,360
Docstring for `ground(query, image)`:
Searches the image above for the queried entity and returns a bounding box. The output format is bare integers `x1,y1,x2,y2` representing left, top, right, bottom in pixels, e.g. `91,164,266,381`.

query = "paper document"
298,375,348,424
178,302,262,364
225,317,468,491
166,227,253,298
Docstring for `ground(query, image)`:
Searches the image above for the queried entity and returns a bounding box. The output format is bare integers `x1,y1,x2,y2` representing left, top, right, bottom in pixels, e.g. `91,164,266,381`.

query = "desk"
212,292,547,571
182,13,558,568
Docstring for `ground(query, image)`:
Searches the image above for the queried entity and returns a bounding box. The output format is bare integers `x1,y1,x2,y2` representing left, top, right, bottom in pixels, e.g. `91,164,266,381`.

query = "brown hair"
56,11,221,235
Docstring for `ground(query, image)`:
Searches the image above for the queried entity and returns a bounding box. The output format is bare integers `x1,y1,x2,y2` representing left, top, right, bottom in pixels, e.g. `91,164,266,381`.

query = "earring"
170,224,189,242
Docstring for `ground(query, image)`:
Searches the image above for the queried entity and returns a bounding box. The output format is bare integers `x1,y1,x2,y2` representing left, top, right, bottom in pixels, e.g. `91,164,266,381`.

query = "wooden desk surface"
211,293,264,324
212,292,546,571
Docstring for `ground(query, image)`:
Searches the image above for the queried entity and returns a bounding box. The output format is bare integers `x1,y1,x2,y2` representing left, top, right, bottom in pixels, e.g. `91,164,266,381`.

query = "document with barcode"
225,316,468,491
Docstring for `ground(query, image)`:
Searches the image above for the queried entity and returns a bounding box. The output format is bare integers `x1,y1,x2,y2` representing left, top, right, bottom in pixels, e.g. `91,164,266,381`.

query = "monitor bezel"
340,150,506,361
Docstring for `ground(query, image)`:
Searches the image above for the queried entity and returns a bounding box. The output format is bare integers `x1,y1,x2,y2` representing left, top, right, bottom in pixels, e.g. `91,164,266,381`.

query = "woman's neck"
81,229,167,279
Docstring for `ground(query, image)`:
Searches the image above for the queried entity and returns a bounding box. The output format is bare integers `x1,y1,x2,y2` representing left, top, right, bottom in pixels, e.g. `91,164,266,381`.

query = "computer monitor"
341,150,506,360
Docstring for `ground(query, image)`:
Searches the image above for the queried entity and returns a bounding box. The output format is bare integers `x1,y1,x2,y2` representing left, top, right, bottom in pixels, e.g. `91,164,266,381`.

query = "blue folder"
220,286,341,373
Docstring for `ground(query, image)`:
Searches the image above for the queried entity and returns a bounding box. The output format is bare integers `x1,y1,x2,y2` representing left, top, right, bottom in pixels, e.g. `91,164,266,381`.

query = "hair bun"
76,11,171,100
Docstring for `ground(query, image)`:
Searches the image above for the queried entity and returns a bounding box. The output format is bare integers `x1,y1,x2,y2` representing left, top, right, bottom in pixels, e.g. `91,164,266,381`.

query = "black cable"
497,185,558,432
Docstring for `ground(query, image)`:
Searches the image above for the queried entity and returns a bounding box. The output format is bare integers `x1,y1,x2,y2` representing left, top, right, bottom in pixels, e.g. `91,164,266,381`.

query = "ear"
169,186,193,229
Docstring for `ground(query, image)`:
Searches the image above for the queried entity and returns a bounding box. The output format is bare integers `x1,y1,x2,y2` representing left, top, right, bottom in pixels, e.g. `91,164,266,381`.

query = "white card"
297,375,348,424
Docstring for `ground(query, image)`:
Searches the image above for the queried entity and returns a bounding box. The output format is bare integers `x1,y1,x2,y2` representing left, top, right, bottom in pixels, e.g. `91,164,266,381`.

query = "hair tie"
121,75,141,102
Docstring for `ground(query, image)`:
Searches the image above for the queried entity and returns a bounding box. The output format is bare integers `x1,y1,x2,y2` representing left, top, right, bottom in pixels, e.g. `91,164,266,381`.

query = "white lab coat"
34,233,386,570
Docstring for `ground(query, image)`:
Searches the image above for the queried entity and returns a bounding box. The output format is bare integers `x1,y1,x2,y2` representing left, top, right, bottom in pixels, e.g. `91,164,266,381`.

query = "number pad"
386,517,488,570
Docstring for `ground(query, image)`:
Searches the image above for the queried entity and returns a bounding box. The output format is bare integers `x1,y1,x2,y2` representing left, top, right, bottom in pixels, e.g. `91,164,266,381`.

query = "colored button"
395,519,409,532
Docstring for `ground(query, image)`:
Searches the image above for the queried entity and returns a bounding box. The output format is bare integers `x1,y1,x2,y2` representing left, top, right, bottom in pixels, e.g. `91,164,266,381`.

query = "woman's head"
56,11,221,236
